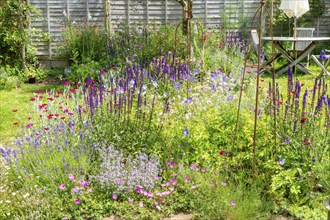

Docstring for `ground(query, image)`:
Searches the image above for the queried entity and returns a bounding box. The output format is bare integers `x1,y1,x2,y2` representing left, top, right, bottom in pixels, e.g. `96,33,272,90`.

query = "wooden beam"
46,0,51,58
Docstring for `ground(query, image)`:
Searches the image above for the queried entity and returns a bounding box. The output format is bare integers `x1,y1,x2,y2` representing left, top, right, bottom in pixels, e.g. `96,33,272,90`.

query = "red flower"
30,97,36,101
300,117,307,124
47,98,53,101
305,141,311,145
44,127,49,131
28,117,32,120
114,103,119,107
69,89,75,93
13,122,19,126
12,109,18,112
219,150,225,155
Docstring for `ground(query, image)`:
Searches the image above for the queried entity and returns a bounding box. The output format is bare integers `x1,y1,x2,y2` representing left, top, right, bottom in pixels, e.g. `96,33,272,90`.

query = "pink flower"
71,186,80,194
221,182,227,186
190,164,197,170
128,198,134,204
230,201,236,206
112,194,117,200
191,185,197,189
59,184,66,190
26,123,33,129
78,179,85,186
68,174,75,181
87,188,93,193
117,179,123,185
139,202,144,207
75,199,80,204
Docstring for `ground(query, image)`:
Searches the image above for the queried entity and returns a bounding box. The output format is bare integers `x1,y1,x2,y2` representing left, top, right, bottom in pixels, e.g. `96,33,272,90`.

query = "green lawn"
261,61,329,92
0,83,63,144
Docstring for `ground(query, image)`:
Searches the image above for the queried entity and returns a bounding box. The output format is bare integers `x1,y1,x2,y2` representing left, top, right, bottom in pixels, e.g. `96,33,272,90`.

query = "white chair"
250,30,281,74
291,28,315,67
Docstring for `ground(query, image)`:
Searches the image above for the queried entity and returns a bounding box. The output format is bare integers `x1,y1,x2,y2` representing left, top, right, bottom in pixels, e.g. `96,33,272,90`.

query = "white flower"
23,193,30,198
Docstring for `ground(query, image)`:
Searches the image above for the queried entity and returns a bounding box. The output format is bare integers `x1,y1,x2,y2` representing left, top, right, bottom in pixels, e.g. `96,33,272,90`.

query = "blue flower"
279,158,284,165
183,128,189,136
285,139,290,144
211,73,218,79
227,96,233,101
312,157,316,162
173,83,182,89
320,50,327,62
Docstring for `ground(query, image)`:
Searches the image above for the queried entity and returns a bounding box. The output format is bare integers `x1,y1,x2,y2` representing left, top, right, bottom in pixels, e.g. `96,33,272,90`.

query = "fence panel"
29,0,330,59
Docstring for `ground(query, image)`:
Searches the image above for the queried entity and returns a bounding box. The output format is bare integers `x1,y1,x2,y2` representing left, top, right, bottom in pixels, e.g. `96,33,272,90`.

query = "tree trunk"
19,0,26,71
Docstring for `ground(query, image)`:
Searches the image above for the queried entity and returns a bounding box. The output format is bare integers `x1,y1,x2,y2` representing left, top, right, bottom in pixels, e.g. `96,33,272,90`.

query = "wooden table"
261,36,330,75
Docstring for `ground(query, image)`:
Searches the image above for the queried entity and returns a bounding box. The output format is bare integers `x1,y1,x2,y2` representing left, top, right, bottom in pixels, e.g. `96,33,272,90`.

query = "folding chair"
311,49,330,77
291,28,315,67
250,29,281,74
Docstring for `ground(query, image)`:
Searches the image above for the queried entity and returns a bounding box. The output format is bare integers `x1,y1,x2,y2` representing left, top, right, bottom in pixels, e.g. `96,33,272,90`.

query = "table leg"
311,55,330,77
273,41,318,75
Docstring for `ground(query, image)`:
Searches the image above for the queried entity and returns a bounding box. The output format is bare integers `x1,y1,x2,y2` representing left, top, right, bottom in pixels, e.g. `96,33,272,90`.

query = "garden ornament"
176,0,193,35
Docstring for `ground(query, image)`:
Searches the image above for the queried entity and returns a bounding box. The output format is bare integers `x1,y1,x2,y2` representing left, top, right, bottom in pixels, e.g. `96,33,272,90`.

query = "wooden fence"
28,0,330,60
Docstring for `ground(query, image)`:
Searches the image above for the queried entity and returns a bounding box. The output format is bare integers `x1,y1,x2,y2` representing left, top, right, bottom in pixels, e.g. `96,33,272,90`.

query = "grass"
261,60,329,93
0,83,63,144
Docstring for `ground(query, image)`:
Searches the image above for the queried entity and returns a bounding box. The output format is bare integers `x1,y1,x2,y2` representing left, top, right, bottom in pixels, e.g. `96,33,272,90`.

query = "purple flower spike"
279,158,285,165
